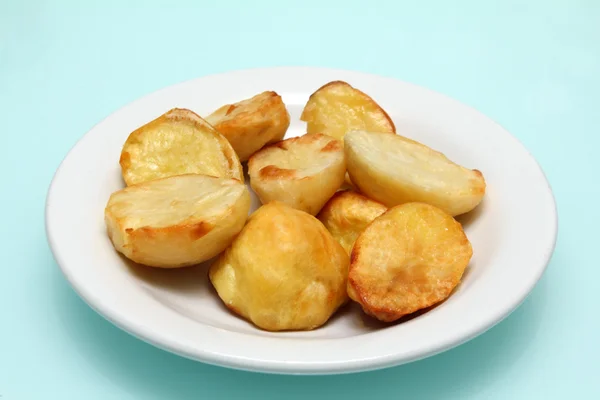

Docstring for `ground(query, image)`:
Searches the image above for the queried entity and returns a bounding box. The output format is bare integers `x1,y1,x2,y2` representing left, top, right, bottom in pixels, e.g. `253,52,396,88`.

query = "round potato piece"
317,190,387,255
345,130,486,216
348,202,473,322
248,133,346,215
205,91,291,162
209,201,349,331
120,108,243,186
104,174,251,268
300,80,396,142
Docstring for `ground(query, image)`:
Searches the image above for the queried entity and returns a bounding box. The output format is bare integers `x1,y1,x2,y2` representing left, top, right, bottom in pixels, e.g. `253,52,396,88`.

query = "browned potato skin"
209,201,349,332
248,133,346,216
317,190,387,255
120,108,243,186
348,202,473,322
300,80,396,142
206,91,290,161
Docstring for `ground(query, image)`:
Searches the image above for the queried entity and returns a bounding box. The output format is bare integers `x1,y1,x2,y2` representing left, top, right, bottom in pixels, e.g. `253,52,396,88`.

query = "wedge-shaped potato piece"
248,133,346,215
345,130,486,216
120,108,243,186
317,190,387,255
205,91,291,162
209,201,349,331
348,202,473,322
300,80,396,142
105,174,251,268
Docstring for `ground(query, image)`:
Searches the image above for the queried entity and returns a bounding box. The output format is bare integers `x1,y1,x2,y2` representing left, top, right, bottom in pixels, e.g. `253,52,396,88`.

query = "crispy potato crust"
317,190,387,255
120,108,243,186
104,174,251,268
348,202,473,322
248,133,346,215
300,80,396,141
208,201,349,331
344,130,486,216
206,91,290,161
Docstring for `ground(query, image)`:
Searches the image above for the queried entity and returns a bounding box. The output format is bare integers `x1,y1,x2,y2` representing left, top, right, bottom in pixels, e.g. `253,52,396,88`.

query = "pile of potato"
104,81,486,331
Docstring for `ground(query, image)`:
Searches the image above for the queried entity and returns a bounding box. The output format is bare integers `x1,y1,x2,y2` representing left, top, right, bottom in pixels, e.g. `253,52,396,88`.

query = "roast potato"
317,190,387,255
205,91,291,161
209,201,349,331
344,130,486,216
119,108,243,186
248,133,346,215
300,80,396,142
104,174,251,268
348,202,473,322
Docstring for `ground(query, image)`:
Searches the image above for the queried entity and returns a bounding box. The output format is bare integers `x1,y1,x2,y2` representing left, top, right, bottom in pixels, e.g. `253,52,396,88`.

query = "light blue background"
1,0,597,398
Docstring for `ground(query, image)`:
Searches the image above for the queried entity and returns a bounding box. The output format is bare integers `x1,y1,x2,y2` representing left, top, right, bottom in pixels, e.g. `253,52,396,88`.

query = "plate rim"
45,66,559,375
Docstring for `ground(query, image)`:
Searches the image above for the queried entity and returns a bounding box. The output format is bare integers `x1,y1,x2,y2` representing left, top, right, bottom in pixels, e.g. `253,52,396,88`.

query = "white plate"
45,67,558,375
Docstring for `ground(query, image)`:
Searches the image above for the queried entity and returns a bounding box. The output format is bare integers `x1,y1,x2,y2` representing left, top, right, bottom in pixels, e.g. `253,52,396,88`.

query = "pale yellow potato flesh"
104,174,251,268
248,133,346,215
344,130,486,216
300,80,396,142
348,202,473,322
120,108,243,186
209,201,349,331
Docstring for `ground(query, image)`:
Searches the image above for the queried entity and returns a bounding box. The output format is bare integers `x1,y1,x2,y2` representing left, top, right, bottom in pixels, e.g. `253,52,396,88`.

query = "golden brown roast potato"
104,174,251,268
344,130,486,216
348,202,473,322
209,201,349,331
205,91,291,162
248,133,346,215
300,80,396,142
119,108,243,186
316,190,387,255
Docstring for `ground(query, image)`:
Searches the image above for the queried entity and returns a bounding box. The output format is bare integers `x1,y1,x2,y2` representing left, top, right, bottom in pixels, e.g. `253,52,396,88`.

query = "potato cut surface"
105,174,250,268
300,81,395,141
248,133,346,215
120,108,243,186
345,130,486,216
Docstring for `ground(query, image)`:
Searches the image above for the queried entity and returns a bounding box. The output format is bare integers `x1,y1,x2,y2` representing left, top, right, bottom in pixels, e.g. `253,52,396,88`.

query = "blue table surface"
2,0,598,398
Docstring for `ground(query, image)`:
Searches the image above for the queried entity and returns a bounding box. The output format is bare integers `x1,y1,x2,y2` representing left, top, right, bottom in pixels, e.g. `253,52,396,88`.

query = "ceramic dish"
45,67,557,375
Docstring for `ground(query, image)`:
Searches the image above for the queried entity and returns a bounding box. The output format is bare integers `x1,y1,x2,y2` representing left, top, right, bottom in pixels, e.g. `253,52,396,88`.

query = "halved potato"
209,201,349,331
205,91,291,161
345,130,486,216
317,190,387,255
119,108,243,186
300,80,396,142
104,174,251,268
348,202,473,322
248,133,346,215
